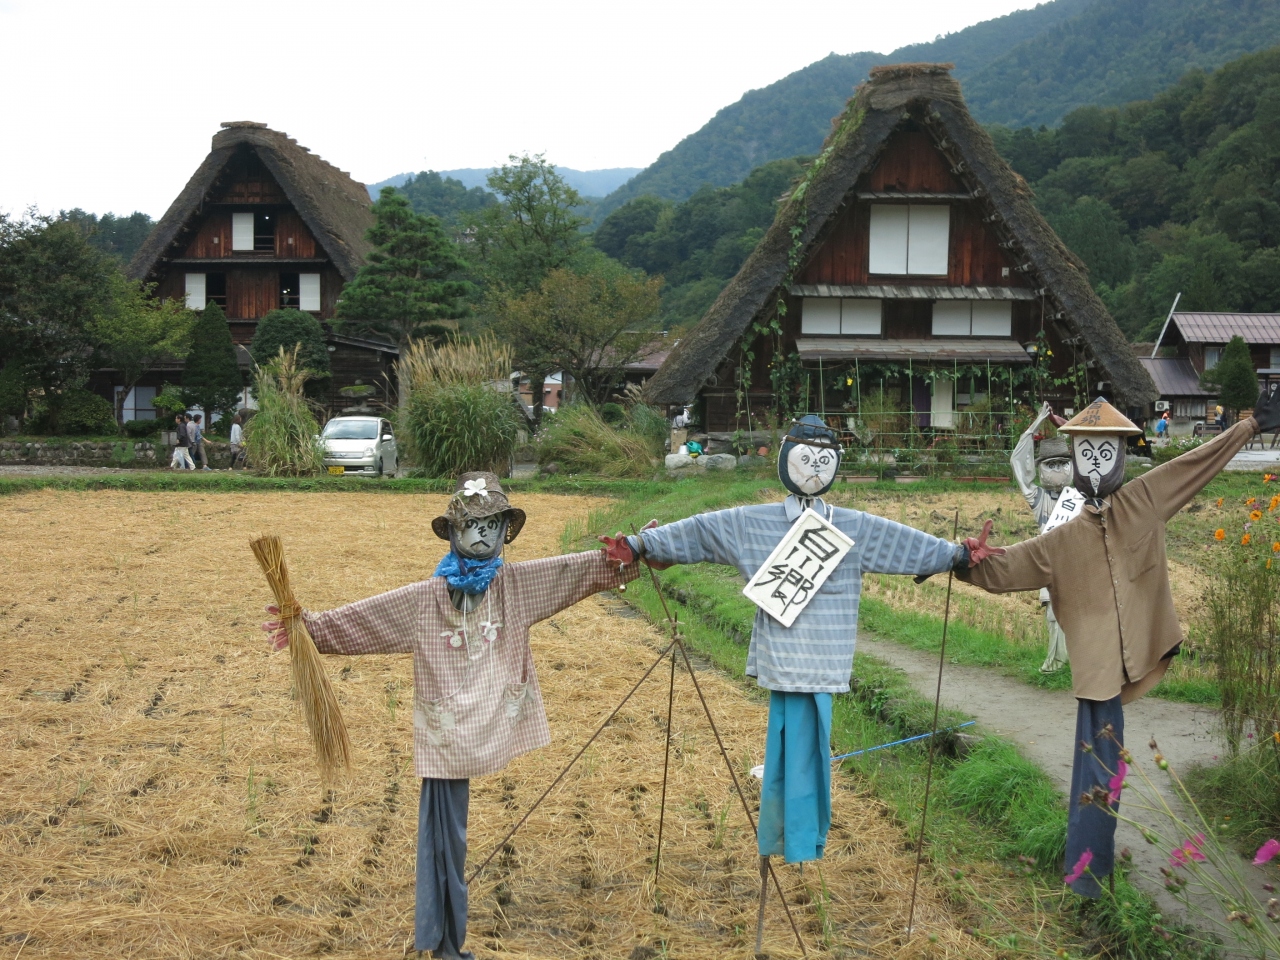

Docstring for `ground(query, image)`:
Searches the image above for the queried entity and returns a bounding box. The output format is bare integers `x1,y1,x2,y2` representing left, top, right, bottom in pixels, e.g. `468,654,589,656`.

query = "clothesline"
829,720,977,762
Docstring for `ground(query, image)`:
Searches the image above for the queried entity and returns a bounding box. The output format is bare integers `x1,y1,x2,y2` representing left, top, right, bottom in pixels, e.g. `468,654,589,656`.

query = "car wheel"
375,457,384,477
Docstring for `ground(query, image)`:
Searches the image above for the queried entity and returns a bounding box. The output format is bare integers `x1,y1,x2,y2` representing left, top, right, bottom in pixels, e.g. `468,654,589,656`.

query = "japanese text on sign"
743,508,855,626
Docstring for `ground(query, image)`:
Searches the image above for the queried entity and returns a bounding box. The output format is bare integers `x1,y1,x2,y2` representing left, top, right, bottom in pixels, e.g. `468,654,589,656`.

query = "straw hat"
431,471,526,543
1058,397,1142,436
1035,435,1070,463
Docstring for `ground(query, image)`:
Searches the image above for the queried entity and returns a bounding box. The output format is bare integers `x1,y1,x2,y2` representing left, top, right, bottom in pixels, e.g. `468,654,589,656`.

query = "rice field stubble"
0,490,986,959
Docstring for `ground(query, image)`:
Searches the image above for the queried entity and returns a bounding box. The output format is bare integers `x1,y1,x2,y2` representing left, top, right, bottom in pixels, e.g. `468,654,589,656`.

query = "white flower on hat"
462,478,490,498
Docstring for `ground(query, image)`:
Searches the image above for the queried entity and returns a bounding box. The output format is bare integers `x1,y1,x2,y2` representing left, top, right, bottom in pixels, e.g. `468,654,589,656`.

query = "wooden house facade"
117,121,397,419
644,65,1157,441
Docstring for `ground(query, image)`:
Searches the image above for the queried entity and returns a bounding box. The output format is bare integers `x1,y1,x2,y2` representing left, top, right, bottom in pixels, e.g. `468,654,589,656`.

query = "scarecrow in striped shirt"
263,472,638,960
601,417,999,872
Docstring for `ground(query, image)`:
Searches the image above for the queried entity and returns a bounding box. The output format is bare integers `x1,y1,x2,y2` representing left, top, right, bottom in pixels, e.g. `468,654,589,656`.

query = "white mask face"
1073,435,1122,495
785,443,839,495
456,515,504,559
1039,458,1073,494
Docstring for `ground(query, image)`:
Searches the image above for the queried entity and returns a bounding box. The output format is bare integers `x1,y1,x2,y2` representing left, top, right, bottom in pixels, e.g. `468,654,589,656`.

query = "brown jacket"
959,418,1256,703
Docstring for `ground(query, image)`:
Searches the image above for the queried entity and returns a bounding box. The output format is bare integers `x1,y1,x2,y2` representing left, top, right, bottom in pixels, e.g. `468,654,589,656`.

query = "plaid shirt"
305,550,638,779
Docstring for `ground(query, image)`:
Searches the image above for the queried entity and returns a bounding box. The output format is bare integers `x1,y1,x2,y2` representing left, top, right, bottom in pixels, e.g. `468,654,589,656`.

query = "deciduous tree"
1202,335,1258,421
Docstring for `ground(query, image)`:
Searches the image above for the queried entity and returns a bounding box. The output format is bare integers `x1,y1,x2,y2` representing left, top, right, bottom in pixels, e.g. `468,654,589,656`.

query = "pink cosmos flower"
1170,834,1207,868
1254,838,1280,866
1065,849,1093,885
1108,761,1128,805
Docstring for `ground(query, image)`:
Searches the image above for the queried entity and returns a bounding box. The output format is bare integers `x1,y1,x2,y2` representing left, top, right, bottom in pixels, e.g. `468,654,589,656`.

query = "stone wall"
0,440,237,469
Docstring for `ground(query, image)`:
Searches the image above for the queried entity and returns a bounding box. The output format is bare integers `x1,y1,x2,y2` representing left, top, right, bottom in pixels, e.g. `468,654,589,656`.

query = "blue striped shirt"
635,496,964,693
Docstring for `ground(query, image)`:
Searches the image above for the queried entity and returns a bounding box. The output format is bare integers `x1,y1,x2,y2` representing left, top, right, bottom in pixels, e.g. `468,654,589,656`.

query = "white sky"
0,0,1040,218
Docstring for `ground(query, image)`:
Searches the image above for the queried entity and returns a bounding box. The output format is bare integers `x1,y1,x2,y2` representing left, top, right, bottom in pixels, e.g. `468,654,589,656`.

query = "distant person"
170,414,194,470
1216,405,1226,431
191,414,212,471
673,406,691,429
1155,411,1170,438
229,414,244,470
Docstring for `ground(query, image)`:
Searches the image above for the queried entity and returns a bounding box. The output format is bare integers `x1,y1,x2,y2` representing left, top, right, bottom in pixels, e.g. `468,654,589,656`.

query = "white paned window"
1269,347,1280,369
299,273,321,311
840,298,881,335
185,273,206,310
801,297,841,334
868,205,909,274
1205,346,1222,369
231,212,254,251
869,204,950,275
907,205,950,275
931,377,956,429
932,301,971,336
971,300,1012,336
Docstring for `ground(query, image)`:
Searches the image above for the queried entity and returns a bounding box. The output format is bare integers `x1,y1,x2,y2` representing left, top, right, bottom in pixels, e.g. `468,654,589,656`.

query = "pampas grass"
243,347,325,477
536,403,662,477
249,534,351,779
399,334,512,392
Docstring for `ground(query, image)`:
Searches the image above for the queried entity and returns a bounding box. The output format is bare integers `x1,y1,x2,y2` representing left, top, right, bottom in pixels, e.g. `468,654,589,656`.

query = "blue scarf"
433,551,503,594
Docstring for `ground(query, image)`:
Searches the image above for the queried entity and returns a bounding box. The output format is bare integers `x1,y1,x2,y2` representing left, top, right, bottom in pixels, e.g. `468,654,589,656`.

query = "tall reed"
243,347,325,477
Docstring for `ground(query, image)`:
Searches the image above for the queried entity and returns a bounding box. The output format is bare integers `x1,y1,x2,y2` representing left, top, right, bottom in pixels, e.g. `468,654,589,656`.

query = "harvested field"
1,489,988,959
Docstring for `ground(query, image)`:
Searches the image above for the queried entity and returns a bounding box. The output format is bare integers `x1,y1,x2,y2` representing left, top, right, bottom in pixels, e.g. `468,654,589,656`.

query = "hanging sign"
1042,485,1085,532
743,508,855,627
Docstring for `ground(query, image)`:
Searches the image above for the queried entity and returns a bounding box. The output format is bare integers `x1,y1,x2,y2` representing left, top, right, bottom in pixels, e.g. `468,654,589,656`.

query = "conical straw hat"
1059,397,1142,436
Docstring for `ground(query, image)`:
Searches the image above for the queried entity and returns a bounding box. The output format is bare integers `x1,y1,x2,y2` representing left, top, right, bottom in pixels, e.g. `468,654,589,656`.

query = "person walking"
1155,410,1170,439
229,414,244,470
170,414,195,470
191,414,212,470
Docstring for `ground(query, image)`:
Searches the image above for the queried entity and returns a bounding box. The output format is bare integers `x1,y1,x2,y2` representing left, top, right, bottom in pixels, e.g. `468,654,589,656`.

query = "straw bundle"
249,534,351,778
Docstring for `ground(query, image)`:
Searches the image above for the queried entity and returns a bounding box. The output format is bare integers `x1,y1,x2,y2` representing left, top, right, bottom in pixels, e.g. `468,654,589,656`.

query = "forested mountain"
992,45,1280,339
56,209,154,263
394,171,496,224
598,0,1280,219
368,166,641,202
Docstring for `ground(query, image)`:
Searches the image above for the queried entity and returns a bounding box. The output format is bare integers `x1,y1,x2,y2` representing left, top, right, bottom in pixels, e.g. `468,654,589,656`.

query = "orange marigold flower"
1273,542,1279,552
1252,510,1264,521
1243,533,1252,546
1217,498,1225,507
1247,497,1258,506
1215,528,1226,540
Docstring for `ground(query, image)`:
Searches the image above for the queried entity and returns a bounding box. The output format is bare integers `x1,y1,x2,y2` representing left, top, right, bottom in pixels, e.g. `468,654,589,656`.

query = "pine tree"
1202,335,1259,420
182,301,243,419
250,308,330,379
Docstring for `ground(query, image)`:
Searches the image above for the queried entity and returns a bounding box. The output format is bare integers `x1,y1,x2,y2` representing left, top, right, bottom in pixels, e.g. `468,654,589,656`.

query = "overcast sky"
0,0,1040,218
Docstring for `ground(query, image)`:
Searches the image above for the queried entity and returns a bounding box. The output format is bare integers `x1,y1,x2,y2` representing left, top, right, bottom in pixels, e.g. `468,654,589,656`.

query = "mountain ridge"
367,166,642,201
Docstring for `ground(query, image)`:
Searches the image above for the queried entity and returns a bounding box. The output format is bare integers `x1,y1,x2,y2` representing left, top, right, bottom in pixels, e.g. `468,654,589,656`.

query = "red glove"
598,520,672,569
963,519,1006,567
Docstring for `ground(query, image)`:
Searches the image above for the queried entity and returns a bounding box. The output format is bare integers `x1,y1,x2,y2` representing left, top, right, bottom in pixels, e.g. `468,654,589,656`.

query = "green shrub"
152,383,188,416
403,382,519,477
122,419,160,438
243,348,324,477
599,402,625,425
250,309,330,379
535,404,661,478
31,389,117,435
1152,436,1203,464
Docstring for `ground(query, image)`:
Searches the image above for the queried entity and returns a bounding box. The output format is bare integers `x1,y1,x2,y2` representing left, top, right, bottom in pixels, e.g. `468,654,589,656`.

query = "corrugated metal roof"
789,284,1036,300
1137,357,1212,397
1169,313,1280,344
796,338,1032,363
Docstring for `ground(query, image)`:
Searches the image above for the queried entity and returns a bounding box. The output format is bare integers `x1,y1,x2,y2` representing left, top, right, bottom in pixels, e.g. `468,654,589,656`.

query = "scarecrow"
262,472,638,959
600,416,998,871
1010,401,1076,673
960,392,1280,896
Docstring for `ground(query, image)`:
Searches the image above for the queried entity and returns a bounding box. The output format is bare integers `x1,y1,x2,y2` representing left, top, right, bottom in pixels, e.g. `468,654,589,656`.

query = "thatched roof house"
644,64,1156,433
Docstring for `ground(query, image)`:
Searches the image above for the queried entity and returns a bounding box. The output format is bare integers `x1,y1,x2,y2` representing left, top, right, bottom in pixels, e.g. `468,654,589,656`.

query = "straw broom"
250,534,352,779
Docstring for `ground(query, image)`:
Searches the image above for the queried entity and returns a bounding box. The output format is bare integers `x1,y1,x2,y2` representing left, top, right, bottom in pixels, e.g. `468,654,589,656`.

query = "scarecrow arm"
860,512,968,576
304,582,421,656
1138,417,1257,522
1012,402,1052,514
629,509,743,571
505,549,640,626
956,534,1051,594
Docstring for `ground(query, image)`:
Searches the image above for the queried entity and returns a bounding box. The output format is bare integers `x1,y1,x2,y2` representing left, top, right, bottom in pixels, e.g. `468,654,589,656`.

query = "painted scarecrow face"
454,514,507,559
1072,435,1125,497
1038,458,1073,494
783,442,840,497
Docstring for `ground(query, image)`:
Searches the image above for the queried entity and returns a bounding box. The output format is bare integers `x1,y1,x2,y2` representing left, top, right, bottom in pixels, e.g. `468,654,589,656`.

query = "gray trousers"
416,778,473,959
1066,695,1124,898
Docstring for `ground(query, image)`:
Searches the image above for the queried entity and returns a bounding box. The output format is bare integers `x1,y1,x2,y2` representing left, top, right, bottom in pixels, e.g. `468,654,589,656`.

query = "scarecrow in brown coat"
959,390,1280,895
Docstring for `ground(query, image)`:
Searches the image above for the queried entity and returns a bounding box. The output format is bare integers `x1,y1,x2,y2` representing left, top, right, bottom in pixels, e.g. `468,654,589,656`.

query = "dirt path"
858,635,1279,930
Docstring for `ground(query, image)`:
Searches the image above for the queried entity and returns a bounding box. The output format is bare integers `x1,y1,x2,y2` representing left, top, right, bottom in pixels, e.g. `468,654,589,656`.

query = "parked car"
320,416,397,477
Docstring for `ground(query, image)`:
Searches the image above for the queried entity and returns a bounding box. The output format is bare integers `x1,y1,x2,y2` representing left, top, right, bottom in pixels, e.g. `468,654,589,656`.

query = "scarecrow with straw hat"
262,472,639,959
960,390,1280,896
600,416,1001,881
1010,401,1078,673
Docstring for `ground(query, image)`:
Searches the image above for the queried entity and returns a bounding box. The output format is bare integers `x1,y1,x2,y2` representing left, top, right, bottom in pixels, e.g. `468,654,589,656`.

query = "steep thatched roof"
128,122,374,282
644,63,1158,407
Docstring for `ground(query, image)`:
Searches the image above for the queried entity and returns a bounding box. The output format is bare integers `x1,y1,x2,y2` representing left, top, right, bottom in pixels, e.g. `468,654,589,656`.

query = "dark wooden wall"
228,269,278,320
184,213,230,257
210,150,288,205
865,130,961,193
275,211,317,258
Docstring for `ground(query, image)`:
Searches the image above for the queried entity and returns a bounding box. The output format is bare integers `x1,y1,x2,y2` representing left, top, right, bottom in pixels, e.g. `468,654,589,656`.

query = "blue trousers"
758,691,832,863
1066,696,1124,898
416,778,473,959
